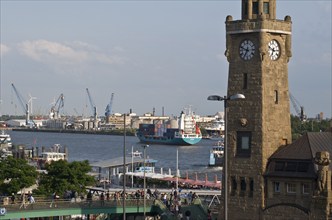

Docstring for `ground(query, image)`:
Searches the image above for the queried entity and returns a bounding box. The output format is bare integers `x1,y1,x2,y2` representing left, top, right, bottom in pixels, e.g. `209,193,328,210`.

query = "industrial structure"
49,93,65,120
11,83,35,127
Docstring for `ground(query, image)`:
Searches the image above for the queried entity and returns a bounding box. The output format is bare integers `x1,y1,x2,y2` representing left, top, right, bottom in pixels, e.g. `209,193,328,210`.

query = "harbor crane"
50,93,64,119
105,93,114,117
289,92,307,122
11,83,34,126
86,88,97,122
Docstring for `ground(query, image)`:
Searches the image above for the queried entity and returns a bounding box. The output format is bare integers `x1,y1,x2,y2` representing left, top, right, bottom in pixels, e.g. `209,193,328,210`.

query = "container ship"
136,109,202,145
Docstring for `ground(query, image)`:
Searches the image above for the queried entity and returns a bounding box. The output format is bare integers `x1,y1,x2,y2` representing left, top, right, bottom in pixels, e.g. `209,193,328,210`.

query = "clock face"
268,40,280,60
239,40,255,60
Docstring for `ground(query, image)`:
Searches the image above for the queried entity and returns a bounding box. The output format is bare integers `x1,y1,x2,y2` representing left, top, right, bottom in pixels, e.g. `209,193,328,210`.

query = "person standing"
100,192,105,206
50,192,57,207
11,193,15,204
28,194,35,209
87,191,92,206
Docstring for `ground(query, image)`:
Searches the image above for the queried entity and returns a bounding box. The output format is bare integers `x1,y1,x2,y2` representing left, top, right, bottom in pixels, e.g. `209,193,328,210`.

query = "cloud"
93,53,126,64
17,40,125,65
0,44,11,57
18,40,88,63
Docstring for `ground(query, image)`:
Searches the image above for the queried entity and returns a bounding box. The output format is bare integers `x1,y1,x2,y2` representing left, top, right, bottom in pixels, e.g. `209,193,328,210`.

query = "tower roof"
265,132,332,178
271,132,332,161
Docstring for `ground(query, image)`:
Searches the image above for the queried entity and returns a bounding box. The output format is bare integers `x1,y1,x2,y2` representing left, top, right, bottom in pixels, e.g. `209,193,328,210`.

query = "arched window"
243,73,248,89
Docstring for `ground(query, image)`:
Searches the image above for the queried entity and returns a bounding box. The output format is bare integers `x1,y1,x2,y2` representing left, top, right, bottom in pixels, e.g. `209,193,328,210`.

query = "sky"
0,0,331,119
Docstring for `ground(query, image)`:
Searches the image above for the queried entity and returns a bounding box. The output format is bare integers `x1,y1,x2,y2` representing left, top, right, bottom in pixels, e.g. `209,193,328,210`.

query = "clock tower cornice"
225,17,292,35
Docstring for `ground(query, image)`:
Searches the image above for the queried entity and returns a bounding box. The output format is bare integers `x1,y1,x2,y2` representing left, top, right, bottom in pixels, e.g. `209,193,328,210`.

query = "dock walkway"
0,189,220,219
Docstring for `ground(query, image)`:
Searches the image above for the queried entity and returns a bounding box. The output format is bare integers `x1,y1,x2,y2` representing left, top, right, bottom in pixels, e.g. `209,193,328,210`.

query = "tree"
0,157,38,195
291,115,331,140
35,160,95,197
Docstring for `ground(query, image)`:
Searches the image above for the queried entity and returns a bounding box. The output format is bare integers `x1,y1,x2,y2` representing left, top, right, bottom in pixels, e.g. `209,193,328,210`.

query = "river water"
7,130,222,181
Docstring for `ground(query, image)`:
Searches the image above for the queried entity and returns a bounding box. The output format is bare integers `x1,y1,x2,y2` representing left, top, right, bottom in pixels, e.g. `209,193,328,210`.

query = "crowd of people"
84,187,199,219
9,191,35,209
4,188,211,219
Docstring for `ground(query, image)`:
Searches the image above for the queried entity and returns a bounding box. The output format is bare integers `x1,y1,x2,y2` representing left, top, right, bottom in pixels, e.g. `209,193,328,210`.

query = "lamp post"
131,145,134,188
142,144,149,218
176,147,179,192
207,93,245,220
123,113,126,220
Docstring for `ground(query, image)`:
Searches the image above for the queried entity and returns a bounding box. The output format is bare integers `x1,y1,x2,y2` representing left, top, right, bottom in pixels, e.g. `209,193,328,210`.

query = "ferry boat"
205,117,224,140
36,144,68,169
136,109,202,145
208,141,224,167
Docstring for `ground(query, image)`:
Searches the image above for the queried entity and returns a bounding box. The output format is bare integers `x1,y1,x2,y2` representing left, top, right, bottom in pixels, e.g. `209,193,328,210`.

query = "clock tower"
224,0,292,219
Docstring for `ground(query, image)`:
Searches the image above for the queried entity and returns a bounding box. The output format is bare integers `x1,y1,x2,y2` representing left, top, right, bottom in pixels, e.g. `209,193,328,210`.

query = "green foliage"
0,157,38,195
291,115,331,140
35,160,95,196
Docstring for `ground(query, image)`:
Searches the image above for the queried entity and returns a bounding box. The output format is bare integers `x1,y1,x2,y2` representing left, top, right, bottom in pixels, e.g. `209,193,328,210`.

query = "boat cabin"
40,152,67,163
135,166,154,173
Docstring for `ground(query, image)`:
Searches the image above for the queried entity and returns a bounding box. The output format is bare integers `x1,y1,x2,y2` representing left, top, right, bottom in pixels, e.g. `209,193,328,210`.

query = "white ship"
208,141,224,167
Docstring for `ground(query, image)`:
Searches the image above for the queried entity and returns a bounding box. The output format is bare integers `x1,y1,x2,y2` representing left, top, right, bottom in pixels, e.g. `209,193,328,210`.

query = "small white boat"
208,141,224,167
0,130,12,147
1,148,13,158
129,150,142,158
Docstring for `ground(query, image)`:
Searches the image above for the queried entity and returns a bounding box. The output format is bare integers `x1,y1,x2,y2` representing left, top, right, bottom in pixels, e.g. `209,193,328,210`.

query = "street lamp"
207,93,245,220
123,113,126,220
176,147,179,192
142,144,149,218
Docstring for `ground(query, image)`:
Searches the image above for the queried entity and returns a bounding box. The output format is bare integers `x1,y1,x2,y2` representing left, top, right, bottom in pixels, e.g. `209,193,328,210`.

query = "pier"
0,189,221,219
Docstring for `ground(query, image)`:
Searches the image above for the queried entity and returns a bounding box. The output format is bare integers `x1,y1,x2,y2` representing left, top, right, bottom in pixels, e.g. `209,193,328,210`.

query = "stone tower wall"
224,13,292,220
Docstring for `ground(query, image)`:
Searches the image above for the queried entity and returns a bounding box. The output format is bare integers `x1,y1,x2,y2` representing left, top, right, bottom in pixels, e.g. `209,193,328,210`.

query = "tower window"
252,2,259,14
274,182,280,193
263,2,269,14
240,177,246,191
243,73,248,89
244,1,248,15
285,162,297,172
297,162,309,172
236,131,252,157
240,177,246,196
274,161,285,171
286,183,296,194
302,183,310,194
249,178,254,197
274,90,278,104
231,176,237,196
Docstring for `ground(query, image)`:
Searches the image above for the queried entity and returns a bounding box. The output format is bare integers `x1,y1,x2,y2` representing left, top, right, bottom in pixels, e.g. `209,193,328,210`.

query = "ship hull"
137,133,201,145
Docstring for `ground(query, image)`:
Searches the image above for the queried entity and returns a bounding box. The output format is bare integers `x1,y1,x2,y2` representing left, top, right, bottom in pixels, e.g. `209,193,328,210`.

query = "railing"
1,195,212,219
2,197,155,212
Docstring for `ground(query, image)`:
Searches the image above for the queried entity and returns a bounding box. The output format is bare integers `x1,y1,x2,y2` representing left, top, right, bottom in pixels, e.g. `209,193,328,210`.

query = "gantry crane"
105,93,114,117
11,83,32,126
86,88,97,122
50,93,65,119
289,92,307,122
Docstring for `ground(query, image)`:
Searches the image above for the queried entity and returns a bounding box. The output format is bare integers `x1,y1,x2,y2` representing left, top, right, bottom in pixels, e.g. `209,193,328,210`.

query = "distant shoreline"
12,127,136,136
